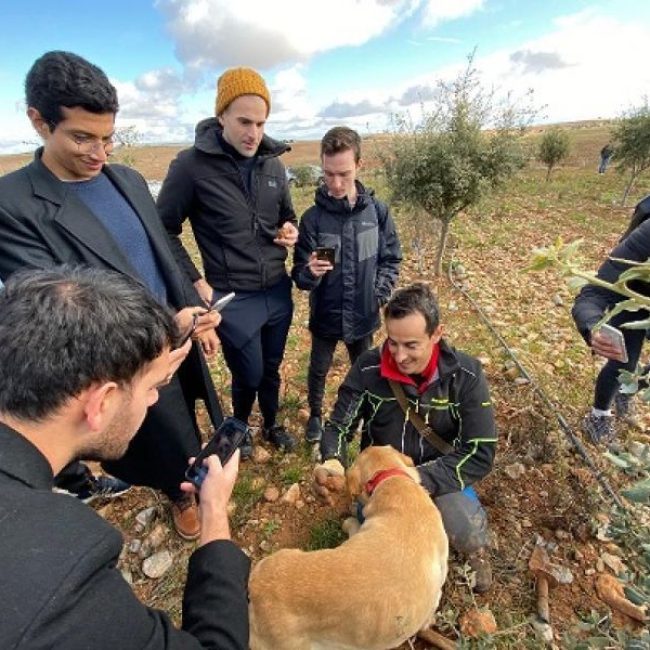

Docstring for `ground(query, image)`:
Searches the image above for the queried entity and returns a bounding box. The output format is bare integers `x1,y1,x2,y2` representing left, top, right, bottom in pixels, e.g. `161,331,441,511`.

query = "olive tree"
381,54,536,275
611,100,650,205
537,128,570,181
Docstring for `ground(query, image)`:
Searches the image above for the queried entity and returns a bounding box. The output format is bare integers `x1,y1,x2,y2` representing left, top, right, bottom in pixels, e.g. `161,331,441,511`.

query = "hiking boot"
582,412,616,444
73,475,131,504
305,415,323,443
171,494,200,541
614,392,640,427
468,548,493,594
262,424,296,452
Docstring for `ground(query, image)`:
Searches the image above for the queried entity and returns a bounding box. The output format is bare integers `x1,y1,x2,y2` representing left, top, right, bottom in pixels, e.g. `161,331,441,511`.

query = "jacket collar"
193,117,290,159
0,421,54,490
314,180,373,214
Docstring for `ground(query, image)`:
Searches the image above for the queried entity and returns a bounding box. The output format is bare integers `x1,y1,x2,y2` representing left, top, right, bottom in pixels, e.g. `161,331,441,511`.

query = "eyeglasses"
50,123,115,155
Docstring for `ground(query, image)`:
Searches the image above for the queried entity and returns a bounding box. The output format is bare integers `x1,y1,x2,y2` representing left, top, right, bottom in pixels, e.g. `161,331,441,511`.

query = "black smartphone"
184,417,250,487
315,246,335,265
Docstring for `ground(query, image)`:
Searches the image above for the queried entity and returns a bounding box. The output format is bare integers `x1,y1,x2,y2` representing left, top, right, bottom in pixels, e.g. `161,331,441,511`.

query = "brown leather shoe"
468,548,493,593
171,494,200,541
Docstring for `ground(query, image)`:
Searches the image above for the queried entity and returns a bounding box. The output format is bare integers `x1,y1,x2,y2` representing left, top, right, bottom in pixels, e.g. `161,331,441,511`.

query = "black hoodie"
157,118,296,291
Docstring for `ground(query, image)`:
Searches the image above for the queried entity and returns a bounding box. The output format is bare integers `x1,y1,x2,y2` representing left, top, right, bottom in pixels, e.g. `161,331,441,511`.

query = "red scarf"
380,341,440,394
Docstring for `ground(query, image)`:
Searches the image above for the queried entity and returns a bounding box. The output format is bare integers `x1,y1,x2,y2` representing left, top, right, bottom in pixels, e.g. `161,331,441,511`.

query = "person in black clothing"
314,283,497,593
292,126,401,442
158,67,298,453
0,267,249,649
573,195,650,443
599,143,614,173
0,51,222,540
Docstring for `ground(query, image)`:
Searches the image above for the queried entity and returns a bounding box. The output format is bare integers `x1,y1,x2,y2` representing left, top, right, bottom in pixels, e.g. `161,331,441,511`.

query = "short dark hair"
25,51,119,128
384,283,440,335
0,267,176,421
321,126,362,163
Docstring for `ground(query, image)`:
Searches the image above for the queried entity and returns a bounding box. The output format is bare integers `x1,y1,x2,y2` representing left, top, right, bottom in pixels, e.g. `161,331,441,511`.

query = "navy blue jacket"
291,182,401,342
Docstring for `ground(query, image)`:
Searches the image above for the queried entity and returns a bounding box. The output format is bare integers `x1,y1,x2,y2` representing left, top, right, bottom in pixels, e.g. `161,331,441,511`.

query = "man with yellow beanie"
158,67,298,453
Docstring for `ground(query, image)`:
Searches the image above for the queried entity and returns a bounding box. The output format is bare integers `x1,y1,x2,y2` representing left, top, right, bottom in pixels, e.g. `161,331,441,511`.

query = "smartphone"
184,417,250,487
598,323,628,363
208,291,236,313
315,246,335,265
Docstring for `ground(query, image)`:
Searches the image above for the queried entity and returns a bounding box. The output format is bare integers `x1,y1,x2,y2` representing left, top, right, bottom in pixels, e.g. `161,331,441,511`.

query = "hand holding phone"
315,246,336,266
185,417,250,487
594,323,628,363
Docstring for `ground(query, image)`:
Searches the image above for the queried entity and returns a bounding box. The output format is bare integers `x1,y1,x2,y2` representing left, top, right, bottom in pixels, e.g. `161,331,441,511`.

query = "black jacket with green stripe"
320,340,497,497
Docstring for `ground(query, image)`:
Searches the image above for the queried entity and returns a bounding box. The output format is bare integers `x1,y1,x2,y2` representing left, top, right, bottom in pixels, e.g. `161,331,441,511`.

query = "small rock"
259,540,272,553
552,294,564,306
504,462,526,480
128,539,142,554
135,507,156,529
264,486,280,502
531,617,554,645
477,355,491,367
142,550,173,579
522,518,533,528
601,552,626,575
145,524,167,551
252,446,272,464
121,568,133,585
459,607,497,638
555,566,574,585
585,568,596,576
282,483,301,505
555,529,571,541
514,377,530,386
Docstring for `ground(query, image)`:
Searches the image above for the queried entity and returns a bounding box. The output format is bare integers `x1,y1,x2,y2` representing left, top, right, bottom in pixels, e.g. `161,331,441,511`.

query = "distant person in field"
291,126,402,443
0,50,224,541
157,67,298,454
573,195,650,444
0,267,249,649
598,143,613,174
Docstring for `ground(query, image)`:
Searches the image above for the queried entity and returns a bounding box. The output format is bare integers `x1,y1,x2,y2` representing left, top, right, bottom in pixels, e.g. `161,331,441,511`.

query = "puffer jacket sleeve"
416,364,497,496
157,155,203,284
373,200,402,304
572,218,650,344
291,208,321,290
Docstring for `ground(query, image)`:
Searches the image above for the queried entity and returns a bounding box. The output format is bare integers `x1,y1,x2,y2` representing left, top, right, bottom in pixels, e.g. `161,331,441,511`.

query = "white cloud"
156,0,422,72
422,0,484,27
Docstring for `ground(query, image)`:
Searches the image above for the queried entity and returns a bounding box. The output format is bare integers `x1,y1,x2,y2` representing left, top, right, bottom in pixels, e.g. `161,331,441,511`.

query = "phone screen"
184,417,249,487
315,247,335,265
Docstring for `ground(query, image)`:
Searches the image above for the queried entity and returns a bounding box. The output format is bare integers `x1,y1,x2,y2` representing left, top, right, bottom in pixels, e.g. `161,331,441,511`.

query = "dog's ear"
346,464,362,499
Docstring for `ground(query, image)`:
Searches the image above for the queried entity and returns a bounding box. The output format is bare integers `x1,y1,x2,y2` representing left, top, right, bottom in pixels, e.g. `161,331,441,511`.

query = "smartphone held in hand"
597,323,628,363
208,291,236,313
185,417,250,487
315,246,335,266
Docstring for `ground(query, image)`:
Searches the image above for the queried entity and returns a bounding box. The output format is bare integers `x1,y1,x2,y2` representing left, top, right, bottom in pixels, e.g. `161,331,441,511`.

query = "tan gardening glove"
312,458,346,505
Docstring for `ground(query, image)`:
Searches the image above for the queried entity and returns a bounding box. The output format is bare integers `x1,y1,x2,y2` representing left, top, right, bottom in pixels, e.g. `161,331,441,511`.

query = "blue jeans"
357,485,488,554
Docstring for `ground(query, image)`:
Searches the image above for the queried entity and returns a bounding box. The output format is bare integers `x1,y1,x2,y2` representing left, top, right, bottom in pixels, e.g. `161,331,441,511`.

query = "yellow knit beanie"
215,67,271,116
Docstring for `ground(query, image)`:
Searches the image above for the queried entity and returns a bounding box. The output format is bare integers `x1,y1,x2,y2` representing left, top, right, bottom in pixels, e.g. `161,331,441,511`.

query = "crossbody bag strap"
388,379,455,455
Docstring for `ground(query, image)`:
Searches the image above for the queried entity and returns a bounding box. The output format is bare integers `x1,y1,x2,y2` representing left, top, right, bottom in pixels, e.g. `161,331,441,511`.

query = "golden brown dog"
249,445,449,650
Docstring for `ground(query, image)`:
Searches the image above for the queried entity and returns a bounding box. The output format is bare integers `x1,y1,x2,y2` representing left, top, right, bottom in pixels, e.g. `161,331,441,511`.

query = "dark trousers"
218,279,293,429
594,311,648,410
308,333,373,416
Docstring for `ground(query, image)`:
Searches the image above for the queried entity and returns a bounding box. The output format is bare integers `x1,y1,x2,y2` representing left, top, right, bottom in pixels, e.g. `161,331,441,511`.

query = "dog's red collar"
364,468,413,496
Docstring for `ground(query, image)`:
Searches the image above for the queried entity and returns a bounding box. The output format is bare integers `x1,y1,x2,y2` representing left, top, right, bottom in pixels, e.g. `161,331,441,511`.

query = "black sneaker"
305,415,323,443
582,412,616,444
262,424,296,452
75,476,131,504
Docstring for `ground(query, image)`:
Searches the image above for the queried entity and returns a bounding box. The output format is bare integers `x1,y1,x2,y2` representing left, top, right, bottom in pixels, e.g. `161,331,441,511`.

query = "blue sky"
1,0,649,153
